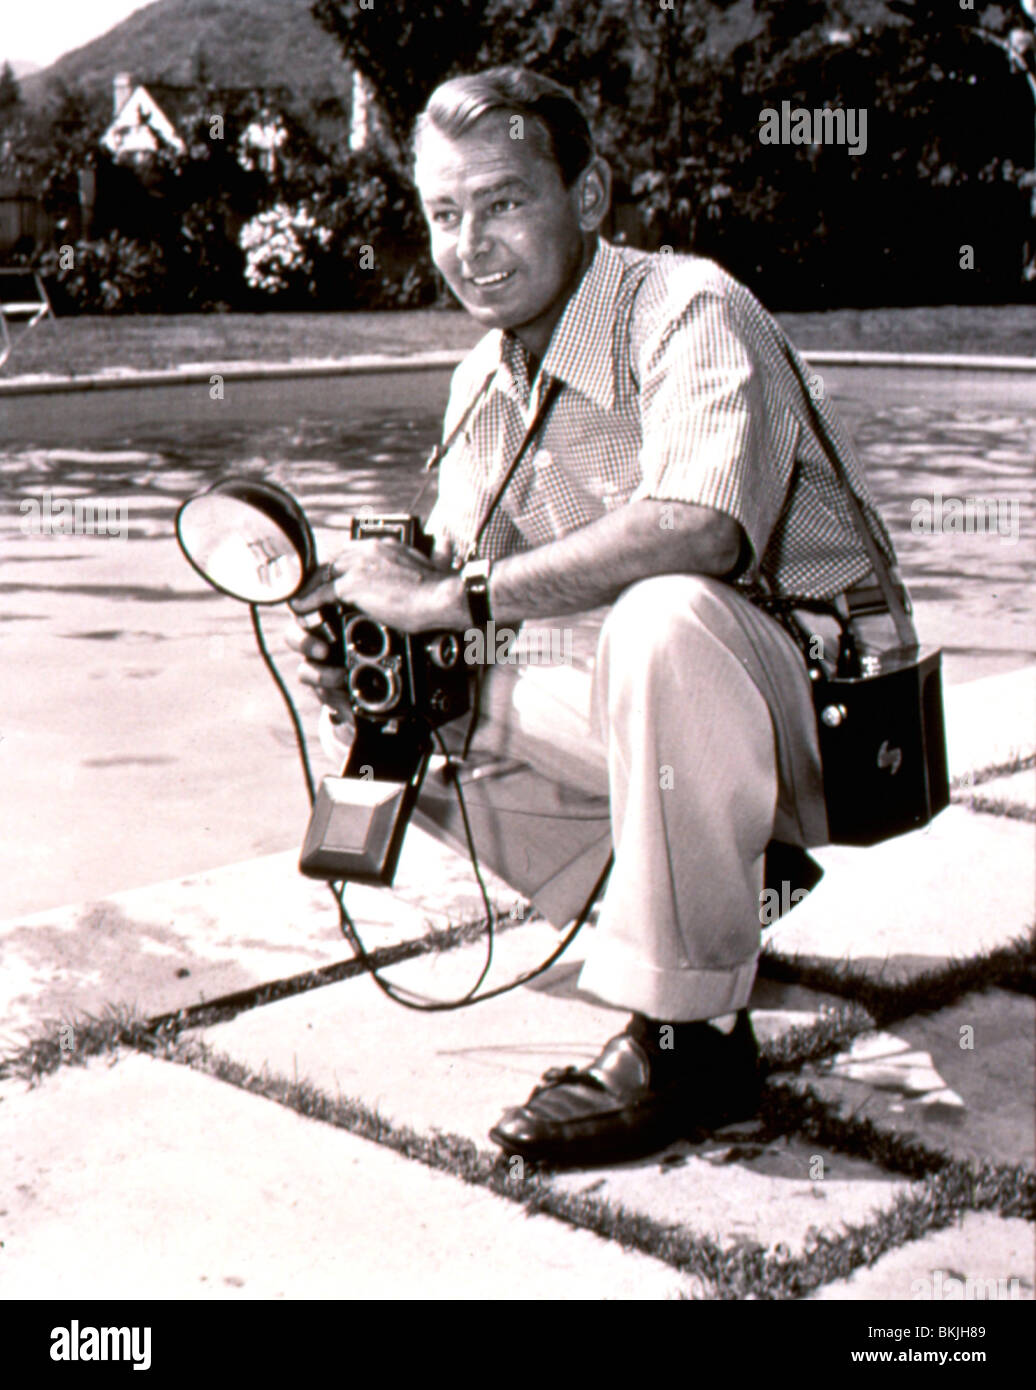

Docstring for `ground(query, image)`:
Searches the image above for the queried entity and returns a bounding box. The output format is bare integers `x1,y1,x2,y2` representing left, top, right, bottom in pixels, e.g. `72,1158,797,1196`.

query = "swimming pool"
1,365,1033,917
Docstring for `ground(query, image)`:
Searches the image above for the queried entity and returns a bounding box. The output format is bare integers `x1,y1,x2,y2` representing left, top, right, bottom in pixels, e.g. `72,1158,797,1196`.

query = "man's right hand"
284,611,353,726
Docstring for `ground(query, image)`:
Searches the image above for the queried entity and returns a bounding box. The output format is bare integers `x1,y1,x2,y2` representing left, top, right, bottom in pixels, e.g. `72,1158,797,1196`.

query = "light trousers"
413,574,829,1021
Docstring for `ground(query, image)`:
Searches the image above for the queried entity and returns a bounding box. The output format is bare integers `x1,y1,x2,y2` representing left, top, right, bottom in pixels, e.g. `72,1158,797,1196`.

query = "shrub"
38,233,168,314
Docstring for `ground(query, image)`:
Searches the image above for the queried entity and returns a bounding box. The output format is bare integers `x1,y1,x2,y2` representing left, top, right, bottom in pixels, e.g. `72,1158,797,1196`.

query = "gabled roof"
143,81,295,127
103,78,295,158
103,84,186,156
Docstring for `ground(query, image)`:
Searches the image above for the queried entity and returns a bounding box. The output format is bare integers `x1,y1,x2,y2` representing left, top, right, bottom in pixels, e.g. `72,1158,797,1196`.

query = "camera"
175,479,470,887
336,514,469,730
298,513,470,886
301,514,470,884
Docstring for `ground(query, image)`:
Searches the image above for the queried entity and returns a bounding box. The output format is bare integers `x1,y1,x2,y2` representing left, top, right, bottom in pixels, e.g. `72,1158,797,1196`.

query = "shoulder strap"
779,338,916,649
425,368,497,472
467,375,564,562
408,367,497,515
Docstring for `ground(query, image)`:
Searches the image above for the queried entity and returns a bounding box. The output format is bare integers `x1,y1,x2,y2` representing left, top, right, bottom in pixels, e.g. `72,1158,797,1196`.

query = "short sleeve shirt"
426,237,900,601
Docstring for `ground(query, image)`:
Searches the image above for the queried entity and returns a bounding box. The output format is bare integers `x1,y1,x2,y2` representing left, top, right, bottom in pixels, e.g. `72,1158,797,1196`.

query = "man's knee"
599,572,726,660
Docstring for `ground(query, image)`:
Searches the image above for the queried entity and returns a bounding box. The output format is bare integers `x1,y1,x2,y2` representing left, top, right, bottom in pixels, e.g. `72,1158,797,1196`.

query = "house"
101,69,372,169
101,74,186,159
100,74,296,170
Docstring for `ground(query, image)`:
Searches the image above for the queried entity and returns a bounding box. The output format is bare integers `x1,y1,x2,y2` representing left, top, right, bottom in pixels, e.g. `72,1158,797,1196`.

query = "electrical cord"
249,604,612,1010
250,604,315,804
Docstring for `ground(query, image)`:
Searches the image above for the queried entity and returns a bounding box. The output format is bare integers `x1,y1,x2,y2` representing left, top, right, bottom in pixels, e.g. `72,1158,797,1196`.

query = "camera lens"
426,634,460,669
345,616,390,660
349,663,399,714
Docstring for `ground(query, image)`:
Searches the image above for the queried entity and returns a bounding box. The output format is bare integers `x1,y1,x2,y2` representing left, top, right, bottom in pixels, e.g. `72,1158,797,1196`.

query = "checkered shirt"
426,237,901,601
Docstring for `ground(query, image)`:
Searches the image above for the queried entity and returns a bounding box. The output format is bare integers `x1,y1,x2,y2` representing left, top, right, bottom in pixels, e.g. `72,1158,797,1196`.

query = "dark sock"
625,1011,740,1082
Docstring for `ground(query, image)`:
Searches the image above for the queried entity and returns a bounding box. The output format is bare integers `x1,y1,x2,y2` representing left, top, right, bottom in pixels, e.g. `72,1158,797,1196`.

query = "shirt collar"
484,238,625,412
539,238,624,412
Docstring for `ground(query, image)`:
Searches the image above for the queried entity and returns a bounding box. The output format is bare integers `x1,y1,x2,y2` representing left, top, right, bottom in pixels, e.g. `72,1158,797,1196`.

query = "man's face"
414,114,595,352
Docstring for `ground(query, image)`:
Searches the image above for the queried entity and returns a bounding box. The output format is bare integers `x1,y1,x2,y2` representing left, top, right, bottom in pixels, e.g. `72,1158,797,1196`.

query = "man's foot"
488,1010,761,1166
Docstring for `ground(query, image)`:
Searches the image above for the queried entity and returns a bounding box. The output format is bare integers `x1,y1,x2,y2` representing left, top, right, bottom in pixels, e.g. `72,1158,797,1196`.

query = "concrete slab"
944,668,1035,779
794,991,1035,1170
808,1213,1034,1301
765,807,1033,982
0,1052,694,1300
549,1137,907,1259
0,829,512,1047
193,927,913,1259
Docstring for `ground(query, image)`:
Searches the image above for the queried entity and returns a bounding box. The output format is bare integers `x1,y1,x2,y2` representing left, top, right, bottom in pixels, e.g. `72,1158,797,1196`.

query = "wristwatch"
460,557,492,629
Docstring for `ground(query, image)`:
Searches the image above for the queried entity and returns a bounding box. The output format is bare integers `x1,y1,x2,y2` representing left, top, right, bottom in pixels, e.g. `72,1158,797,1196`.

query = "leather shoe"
489,1012,760,1166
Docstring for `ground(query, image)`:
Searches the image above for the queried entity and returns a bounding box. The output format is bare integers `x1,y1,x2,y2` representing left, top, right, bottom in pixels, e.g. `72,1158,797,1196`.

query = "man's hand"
284,618,353,724
290,538,463,634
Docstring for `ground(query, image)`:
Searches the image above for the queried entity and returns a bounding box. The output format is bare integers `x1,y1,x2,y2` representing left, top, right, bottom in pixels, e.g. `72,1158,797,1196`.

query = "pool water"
1,368,1032,918
2,377,1032,681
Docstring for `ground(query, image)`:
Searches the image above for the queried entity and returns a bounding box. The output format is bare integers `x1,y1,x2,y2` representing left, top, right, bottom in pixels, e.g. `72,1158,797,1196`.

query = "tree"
309,0,492,160
0,62,22,117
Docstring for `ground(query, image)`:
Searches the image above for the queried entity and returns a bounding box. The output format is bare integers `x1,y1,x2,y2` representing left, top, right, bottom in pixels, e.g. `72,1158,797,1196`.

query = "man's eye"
431,210,460,227
489,199,518,215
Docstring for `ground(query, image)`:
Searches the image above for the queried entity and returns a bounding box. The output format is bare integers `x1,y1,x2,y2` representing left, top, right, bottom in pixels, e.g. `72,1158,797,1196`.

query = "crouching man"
289,67,912,1166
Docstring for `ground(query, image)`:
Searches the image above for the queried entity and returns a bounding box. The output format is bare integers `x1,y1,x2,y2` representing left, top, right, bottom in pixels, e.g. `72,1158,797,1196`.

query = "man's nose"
457,213,490,266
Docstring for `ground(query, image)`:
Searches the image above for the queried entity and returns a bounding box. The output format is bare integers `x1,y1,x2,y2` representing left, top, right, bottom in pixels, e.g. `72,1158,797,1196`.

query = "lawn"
2,303,1033,380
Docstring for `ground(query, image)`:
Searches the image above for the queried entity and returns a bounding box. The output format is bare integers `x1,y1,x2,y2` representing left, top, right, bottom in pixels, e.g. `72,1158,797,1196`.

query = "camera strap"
778,337,916,649
407,370,497,516
453,373,564,761
466,373,565,562
423,370,497,474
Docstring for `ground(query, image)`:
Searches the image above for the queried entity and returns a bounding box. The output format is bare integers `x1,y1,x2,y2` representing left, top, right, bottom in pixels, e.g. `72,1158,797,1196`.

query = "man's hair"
413,67,595,187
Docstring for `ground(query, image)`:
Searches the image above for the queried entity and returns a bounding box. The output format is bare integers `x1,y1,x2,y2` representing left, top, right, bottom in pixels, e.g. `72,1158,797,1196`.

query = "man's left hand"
290,538,460,633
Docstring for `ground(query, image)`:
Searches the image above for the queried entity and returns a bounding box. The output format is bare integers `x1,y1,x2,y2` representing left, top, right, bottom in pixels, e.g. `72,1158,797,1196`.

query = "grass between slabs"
1,926,1031,1299
959,798,1036,826
951,753,1035,792
155,1038,1036,1300
759,928,1036,1014
951,753,1036,826
0,901,531,1086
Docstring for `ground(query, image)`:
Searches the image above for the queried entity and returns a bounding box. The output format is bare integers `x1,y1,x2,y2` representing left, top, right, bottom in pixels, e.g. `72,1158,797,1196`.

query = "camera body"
338,514,469,729
299,514,470,886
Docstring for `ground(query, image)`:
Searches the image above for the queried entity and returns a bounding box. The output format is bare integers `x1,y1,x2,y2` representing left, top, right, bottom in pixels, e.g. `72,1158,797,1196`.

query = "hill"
19,0,352,105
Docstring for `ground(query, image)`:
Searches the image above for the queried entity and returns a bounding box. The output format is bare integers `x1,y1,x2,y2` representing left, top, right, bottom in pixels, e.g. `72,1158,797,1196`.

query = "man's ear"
575,156,611,232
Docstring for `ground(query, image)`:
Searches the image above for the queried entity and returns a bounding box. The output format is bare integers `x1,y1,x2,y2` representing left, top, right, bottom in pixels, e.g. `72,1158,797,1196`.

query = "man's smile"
466,268,517,289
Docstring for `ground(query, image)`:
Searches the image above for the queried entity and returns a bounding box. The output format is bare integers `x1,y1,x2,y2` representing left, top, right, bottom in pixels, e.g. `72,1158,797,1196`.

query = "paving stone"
944,668,1035,780
0,829,511,1047
789,990,1035,1170
765,807,1033,983
0,1053,694,1300
194,926,914,1259
808,1213,1034,1301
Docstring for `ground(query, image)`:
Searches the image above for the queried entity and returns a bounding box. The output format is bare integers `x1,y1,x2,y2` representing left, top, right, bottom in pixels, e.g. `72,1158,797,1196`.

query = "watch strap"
461,559,492,628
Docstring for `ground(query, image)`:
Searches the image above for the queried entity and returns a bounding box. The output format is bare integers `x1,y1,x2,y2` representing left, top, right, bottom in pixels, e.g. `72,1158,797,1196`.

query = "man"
289,67,912,1166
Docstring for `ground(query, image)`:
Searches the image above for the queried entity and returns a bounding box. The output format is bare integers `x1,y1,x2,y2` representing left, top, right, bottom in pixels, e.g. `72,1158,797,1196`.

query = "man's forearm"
432,499,743,627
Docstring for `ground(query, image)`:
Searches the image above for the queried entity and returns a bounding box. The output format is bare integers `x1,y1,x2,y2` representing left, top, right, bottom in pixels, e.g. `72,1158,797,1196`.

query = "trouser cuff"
577,941,758,1023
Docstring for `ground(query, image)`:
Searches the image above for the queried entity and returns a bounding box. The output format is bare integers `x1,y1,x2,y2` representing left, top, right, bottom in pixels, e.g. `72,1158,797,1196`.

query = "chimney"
113,72,133,117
